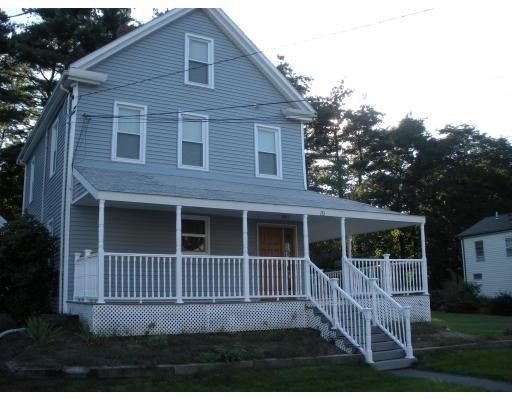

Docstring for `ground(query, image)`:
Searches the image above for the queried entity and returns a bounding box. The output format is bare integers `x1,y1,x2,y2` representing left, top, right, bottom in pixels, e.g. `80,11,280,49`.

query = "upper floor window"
178,112,208,170
254,124,282,179
475,240,485,262
29,157,35,203
182,216,210,254
112,102,146,164
185,33,214,88
49,119,58,177
506,237,512,257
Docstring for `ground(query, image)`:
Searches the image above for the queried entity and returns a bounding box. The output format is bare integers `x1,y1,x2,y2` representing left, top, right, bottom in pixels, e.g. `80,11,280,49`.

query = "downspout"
62,83,79,314
461,239,467,283
21,165,27,215
58,87,71,313
41,130,48,220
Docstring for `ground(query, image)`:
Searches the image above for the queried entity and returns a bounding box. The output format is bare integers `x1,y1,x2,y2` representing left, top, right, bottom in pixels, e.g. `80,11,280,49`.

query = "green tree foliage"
0,142,24,220
0,214,57,321
11,8,135,105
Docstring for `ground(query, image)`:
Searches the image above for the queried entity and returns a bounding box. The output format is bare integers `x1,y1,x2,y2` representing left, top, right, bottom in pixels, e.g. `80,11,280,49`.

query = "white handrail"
308,260,373,363
344,256,413,359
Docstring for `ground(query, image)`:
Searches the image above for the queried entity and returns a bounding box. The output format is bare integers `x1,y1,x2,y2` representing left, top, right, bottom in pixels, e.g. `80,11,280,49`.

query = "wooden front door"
258,225,297,296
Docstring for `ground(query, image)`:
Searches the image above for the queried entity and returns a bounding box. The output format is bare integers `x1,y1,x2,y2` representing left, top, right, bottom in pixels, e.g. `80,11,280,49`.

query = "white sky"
5,0,512,139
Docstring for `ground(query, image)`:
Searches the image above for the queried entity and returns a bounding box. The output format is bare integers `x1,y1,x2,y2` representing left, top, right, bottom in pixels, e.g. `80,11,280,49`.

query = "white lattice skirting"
392,294,431,322
68,301,310,336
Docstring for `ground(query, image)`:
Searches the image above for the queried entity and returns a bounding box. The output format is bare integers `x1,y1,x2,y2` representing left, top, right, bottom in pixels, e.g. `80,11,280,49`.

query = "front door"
258,225,297,295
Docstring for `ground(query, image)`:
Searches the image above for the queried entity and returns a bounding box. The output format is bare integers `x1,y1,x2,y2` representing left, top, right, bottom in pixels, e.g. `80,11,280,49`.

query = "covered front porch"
70,198,429,306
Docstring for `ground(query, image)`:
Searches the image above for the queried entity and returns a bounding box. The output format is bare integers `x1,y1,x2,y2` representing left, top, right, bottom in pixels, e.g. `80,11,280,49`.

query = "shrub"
489,292,512,316
198,345,247,363
436,281,482,313
0,215,57,321
78,323,105,345
25,316,63,344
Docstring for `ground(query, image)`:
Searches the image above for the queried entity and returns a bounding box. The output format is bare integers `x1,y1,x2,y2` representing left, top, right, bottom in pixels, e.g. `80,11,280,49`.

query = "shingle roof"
76,166,403,216
458,213,512,238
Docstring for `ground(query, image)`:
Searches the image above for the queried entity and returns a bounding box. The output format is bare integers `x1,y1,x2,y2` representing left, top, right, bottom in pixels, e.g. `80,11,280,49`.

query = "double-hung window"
475,240,485,262
49,119,58,177
255,124,282,179
185,33,214,88
506,237,512,257
178,113,208,170
182,216,209,254
112,102,146,163
29,157,35,203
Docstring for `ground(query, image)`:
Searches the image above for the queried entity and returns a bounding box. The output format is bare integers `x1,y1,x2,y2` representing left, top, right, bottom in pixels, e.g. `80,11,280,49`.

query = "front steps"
308,305,415,371
371,326,415,370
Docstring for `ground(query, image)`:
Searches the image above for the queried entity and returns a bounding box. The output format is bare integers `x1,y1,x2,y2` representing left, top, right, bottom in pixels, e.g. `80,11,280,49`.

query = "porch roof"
75,166,423,228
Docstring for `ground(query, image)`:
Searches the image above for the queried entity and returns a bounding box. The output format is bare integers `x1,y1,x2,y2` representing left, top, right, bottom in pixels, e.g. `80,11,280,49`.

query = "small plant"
78,323,105,345
489,292,512,316
503,327,512,337
146,335,170,347
144,322,157,336
198,344,247,363
24,316,63,344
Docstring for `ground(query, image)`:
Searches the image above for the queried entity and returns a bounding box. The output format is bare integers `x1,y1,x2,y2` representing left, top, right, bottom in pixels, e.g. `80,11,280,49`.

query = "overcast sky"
6,1,512,139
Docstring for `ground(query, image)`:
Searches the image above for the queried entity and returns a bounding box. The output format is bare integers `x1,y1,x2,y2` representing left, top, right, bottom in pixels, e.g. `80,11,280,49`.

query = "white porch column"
340,217,349,291
176,205,183,303
303,214,311,297
348,235,352,258
420,222,429,294
97,200,105,303
242,210,250,302
383,254,392,295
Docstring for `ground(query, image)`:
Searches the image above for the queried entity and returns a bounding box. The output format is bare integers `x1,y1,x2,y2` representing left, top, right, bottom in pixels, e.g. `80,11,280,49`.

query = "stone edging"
414,339,512,354
5,353,362,379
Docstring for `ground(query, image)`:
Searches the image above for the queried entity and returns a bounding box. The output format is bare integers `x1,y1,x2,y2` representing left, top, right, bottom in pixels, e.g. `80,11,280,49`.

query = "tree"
0,142,24,220
11,8,135,105
276,55,312,97
0,214,57,321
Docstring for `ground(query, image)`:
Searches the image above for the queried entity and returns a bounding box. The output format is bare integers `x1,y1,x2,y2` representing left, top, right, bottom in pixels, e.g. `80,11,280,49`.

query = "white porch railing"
343,256,413,358
348,257,427,295
73,250,99,301
249,257,305,298
308,260,373,363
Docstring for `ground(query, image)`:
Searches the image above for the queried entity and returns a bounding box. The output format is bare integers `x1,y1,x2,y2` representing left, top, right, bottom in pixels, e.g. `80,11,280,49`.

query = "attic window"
506,237,512,257
185,33,214,88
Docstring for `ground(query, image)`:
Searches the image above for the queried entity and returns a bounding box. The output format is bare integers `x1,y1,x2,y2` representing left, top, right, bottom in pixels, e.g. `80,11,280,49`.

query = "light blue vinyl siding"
68,205,303,300
74,9,305,190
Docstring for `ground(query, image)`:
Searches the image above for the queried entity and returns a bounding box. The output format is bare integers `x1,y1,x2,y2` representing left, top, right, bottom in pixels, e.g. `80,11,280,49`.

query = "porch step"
372,348,405,362
371,333,389,343
372,340,401,352
372,358,415,371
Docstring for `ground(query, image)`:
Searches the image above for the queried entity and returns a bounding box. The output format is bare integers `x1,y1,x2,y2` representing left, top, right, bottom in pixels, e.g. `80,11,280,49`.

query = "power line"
78,7,435,99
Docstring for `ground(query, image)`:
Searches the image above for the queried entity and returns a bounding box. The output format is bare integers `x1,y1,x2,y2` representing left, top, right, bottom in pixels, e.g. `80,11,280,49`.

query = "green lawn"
418,348,512,383
431,311,512,339
0,363,481,391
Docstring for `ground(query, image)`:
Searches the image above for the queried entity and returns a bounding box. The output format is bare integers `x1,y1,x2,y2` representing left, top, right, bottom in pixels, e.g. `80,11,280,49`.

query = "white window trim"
111,101,147,164
184,33,214,89
29,157,35,203
254,124,283,180
182,215,210,255
47,218,54,235
475,240,485,262
178,112,209,171
49,119,59,178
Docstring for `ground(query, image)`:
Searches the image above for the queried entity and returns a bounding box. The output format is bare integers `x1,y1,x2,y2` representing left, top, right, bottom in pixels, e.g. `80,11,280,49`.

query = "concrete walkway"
392,369,512,391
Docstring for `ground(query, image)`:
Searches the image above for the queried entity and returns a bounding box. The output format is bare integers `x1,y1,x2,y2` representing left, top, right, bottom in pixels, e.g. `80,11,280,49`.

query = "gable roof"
71,8,315,117
458,213,512,238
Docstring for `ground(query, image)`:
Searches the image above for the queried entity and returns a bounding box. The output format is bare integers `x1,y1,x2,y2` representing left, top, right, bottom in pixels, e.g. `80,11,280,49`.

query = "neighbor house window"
112,102,146,163
178,113,208,170
49,119,58,177
185,33,214,88
475,240,485,261
29,157,35,203
182,216,209,254
47,219,53,236
473,273,482,280
506,238,512,257
255,124,282,179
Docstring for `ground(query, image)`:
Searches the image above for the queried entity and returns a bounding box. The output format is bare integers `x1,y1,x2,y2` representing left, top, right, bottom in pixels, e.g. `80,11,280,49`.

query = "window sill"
111,157,145,165
256,173,283,180
184,81,215,90
178,164,209,172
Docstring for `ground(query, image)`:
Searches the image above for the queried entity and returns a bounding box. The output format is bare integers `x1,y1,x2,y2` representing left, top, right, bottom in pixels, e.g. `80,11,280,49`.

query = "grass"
412,321,475,348
0,363,482,391
418,348,512,383
431,311,512,339
3,328,342,368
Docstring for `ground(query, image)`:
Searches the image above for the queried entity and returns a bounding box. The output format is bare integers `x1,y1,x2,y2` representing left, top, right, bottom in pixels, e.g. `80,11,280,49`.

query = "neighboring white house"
0,215,6,228
459,213,512,297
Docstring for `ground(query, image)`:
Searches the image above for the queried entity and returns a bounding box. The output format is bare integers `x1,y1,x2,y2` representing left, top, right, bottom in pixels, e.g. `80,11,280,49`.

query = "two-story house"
459,213,512,297
18,8,430,368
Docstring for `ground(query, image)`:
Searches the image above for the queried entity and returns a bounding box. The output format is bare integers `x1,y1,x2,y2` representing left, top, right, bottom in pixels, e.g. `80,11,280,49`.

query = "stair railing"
343,256,414,359
307,260,373,363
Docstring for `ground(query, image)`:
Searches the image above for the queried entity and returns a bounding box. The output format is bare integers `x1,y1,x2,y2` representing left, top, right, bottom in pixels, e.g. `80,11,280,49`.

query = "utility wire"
78,7,435,99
